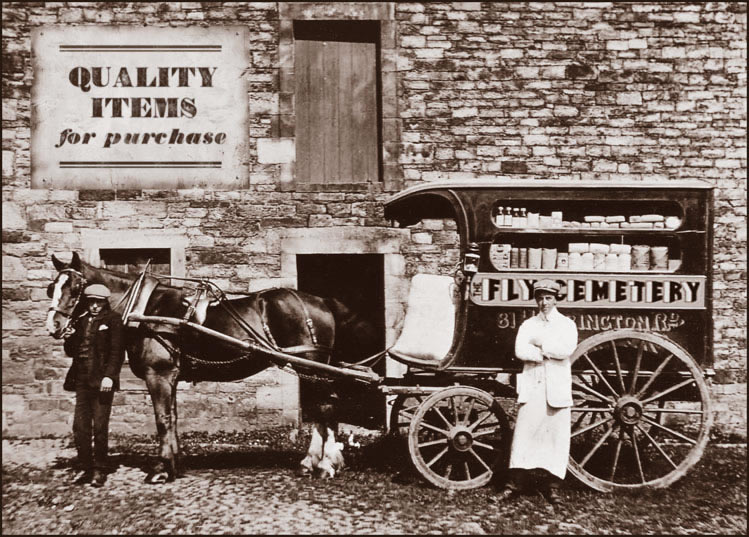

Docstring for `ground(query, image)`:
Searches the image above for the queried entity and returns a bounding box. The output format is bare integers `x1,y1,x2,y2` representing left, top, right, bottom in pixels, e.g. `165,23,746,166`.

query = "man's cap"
83,283,111,299
533,279,561,296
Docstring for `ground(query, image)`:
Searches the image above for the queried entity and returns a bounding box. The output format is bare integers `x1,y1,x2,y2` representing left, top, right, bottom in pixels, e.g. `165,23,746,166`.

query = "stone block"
257,138,295,164
2,151,15,178
2,202,25,229
663,47,686,59
2,394,26,413
617,92,642,105
452,107,478,118
501,161,528,174
43,222,73,233
2,255,26,281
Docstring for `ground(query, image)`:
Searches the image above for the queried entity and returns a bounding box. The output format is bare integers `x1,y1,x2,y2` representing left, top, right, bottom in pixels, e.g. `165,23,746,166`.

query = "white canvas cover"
389,274,458,362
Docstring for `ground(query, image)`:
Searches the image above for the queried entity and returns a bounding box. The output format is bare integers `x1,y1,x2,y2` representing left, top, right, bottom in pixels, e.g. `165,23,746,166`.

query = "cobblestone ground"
2,430,746,535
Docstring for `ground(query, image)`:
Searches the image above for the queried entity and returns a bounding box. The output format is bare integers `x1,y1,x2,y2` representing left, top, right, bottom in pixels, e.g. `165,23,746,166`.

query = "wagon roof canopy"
383,179,713,228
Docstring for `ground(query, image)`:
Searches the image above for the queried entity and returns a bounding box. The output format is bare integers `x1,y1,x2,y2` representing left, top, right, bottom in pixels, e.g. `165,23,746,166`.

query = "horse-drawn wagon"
46,179,715,493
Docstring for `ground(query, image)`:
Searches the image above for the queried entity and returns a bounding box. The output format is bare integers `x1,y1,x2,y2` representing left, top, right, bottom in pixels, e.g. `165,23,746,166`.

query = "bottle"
495,206,504,226
512,208,521,227
519,208,528,228
503,207,513,227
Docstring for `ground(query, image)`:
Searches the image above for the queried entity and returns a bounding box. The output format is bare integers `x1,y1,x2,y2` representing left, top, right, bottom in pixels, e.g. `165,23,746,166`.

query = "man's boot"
72,470,93,485
90,470,107,488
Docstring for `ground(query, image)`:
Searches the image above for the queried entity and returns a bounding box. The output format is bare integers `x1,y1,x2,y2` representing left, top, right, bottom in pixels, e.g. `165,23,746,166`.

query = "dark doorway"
296,253,385,429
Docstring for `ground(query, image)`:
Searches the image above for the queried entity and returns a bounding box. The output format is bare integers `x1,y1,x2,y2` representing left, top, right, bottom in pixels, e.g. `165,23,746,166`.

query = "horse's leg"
171,382,182,477
142,339,180,484
298,422,324,477
316,393,345,478
299,385,344,479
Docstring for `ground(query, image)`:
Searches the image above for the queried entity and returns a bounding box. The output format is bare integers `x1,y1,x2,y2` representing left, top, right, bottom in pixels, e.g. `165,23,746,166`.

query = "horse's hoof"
145,472,171,484
296,466,312,478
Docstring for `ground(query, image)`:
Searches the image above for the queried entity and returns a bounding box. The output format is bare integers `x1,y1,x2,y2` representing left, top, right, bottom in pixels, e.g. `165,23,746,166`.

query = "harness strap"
182,284,206,322
262,321,279,349
284,289,319,346
202,285,279,351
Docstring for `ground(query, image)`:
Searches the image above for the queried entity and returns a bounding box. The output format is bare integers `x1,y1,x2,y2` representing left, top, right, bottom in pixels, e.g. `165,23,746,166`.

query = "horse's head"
46,252,88,339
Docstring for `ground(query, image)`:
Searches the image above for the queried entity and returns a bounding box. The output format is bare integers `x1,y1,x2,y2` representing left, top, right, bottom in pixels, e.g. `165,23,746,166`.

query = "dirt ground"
2,429,746,535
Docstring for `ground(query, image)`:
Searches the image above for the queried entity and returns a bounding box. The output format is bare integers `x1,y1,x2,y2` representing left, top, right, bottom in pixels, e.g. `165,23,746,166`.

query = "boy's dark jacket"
63,309,126,392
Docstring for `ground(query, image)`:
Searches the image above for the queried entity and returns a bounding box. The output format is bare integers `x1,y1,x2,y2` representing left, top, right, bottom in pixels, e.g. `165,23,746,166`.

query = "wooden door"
295,27,379,186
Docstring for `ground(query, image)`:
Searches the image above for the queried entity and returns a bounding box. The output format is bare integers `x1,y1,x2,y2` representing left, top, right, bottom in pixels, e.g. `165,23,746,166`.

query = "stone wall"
2,2,746,439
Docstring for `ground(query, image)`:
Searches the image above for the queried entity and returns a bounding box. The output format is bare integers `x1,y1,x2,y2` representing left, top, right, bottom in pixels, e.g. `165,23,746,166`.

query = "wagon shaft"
127,313,381,384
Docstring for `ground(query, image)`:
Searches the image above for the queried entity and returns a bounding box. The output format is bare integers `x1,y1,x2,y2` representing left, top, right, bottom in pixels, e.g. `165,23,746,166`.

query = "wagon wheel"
408,386,511,490
569,330,712,492
388,394,425,436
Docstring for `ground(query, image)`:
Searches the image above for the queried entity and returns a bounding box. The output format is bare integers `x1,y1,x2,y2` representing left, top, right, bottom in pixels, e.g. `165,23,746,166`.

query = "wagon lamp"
463,242,481,276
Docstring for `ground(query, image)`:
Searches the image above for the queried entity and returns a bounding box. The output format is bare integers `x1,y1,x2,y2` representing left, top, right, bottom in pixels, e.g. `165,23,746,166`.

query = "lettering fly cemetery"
471,273,705,309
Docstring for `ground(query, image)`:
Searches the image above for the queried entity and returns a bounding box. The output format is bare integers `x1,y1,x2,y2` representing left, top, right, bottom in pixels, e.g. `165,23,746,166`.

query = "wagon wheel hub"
614,395,643,426
449,426,473,452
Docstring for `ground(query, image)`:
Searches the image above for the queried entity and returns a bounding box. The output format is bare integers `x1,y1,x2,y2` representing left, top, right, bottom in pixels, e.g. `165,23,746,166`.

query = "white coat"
514,307,578,408
509,307,578,478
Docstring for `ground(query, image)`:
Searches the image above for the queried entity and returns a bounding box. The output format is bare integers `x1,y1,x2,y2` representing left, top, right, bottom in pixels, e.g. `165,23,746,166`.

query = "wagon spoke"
444,464,452,480
641,378,695,405
636,424,678,470
577,372,597,391
401,402,422,415
571,416,613,438
464,461,471,480
583,353,620,398
434,407,455,429
629,340,645,394
572,408,591,432
579,423,615,468
635,354,673,398
418,438,449,448
571,407,612,413
610,340,626,394
468,448,492,473
468,410,494,432
426,447,449,468
472,425,501,438
572,379,615,404
643,407,704,415
628,428,646,484
641,416,698,446
472,439,495,451
418,421,450,436
461,397,476,426
609,432,623,482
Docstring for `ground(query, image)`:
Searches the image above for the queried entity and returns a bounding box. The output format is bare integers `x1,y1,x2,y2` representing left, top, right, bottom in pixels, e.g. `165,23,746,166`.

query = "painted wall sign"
470,272,706,309
31,26,249,189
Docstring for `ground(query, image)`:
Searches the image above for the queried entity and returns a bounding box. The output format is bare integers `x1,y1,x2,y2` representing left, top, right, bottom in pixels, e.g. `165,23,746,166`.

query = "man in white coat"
497,279,578,505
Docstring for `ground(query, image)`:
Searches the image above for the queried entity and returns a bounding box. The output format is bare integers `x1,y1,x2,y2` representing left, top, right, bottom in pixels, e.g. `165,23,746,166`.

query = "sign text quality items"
31,26,249,189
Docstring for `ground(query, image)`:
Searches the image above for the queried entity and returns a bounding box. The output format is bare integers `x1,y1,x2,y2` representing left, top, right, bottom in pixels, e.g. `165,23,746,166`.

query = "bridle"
48,268,88,330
